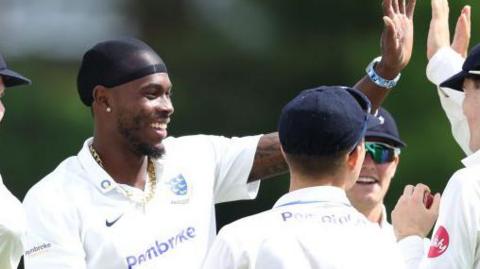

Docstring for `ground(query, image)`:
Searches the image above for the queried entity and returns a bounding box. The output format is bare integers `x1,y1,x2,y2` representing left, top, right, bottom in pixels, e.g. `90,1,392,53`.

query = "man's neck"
288,171,350,192
92,135,149,189
357,203,384,225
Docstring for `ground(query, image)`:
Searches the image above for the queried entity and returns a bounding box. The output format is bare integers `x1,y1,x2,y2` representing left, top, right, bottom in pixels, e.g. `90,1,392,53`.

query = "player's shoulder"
164,134,209,144
164,134,260,148
164,134,259,161
162,135,219,165
164,134,215,152
24,155,83,205
444,165,480,199
449,165,480,185
218,209,280,241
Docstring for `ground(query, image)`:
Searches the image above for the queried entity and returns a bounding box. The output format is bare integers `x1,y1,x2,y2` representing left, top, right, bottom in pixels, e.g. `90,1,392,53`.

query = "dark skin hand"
355,0,416,111
248,0,416,182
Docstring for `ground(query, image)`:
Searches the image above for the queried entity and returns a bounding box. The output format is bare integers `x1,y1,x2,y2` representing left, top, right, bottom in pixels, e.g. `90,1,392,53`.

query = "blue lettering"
146,247,158,259
156,240,169,254
321,215,333,223
125,226,197,267
294,213,304,219
186,227,195,238
126,256,137,269
281,211,292,221
338,215,351,224
138,254,146,264
168,237,175,248
176,230,188,243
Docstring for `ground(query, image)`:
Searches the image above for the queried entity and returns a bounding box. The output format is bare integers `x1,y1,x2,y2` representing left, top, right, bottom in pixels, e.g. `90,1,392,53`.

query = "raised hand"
427,0,450,60
452,6,471,58
353,0,417,110
376,0,416,79
427,0,471,60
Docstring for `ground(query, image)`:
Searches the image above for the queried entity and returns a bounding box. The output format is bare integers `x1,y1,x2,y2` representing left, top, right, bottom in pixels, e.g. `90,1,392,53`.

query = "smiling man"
347,107,404,241
22,38,283,269
22,11,415,266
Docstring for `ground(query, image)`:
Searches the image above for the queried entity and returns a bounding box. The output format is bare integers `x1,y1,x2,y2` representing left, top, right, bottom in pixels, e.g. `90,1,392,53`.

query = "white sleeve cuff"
214,135,262,203
397,235,425,262
426,47,464,86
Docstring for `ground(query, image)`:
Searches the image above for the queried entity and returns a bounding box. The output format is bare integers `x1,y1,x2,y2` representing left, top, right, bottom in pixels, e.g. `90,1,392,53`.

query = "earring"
106,107,111,113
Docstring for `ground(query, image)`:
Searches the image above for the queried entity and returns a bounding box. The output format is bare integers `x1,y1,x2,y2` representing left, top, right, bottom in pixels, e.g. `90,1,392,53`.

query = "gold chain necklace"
89,143,157,205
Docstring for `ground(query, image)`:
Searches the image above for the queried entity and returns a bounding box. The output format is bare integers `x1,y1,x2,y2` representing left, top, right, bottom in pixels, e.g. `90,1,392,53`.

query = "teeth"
151,122,168,129
357,177,376,183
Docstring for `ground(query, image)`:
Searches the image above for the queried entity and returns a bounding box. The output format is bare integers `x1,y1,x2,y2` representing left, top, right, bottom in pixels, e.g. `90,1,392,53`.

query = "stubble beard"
117,111,165,159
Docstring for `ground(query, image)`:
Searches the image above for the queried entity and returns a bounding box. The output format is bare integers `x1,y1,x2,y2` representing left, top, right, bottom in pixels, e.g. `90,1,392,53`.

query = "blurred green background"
0,0,476,232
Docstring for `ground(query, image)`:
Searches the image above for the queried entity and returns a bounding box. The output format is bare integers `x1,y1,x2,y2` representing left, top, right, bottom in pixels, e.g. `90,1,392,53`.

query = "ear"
279,145,286,159
393,155,400,165
346,142,365,170
279,145,291,166
92,85,111,111
389,155,400,174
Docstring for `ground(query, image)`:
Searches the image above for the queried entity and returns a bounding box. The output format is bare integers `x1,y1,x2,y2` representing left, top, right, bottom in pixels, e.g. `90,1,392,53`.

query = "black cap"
365,107,406,148
0,53,31,88
77,37,168,106
440,43,480,91
278,86,381,156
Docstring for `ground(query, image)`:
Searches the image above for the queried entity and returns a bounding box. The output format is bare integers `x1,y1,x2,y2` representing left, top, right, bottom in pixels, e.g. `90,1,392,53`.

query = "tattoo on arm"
248,132,288,182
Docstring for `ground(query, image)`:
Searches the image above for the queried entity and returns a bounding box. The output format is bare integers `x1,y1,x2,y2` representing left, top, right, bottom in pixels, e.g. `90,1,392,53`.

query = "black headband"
77,37,168,106
102,63,168,88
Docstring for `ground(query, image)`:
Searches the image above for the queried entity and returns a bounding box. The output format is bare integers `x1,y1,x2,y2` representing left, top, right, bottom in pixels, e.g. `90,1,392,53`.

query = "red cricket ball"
424,191,434,209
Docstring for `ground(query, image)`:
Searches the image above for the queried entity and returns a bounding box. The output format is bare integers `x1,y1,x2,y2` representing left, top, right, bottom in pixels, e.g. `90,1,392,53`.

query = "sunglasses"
365,141,400,164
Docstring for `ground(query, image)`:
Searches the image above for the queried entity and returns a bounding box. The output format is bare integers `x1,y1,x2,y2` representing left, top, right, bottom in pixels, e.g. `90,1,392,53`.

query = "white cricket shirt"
203,186,406,269
426,47,470,155
398,151,480,269
0,174,26,269
378,204,397,242
379,205,430,249
23,135,261,269
396,48,480,268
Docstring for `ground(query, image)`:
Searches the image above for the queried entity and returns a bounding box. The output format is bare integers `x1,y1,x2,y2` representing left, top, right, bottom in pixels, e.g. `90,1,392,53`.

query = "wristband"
366,57,401,89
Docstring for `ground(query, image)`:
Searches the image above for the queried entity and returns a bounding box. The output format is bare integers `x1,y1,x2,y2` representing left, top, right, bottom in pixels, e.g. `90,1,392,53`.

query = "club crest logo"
167,174,188,195
378,115,385,125
100,179,113,190
166,174,191,204
428,225,449,258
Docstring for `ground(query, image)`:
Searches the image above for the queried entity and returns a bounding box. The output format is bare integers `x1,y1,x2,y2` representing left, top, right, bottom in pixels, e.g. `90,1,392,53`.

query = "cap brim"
439,70,466,92
0,69,31,88
365,131,406,148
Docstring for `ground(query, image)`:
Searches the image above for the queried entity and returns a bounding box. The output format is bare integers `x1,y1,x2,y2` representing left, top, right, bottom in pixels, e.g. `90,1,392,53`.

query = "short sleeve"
207,135,262,203
23,185,87,269
0,178,26,269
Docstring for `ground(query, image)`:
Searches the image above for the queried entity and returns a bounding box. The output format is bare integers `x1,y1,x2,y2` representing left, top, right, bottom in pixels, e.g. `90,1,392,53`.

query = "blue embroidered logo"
101,179,112,190
125,226,196,269
166,174,188,196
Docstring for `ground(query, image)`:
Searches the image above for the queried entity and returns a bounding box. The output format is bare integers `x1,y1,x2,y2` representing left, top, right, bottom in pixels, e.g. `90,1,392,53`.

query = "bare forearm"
354,77,390,112
248,132,288,182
